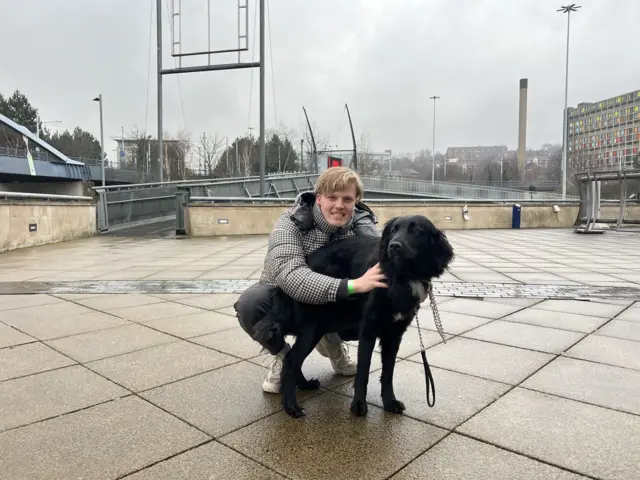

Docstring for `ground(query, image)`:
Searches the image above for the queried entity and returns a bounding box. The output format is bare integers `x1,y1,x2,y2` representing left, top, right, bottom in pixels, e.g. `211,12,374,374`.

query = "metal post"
559,4,581,199
258,0,266,196
93,94,105,187
430,95,439,185
300,138,304,171
157,0,164,183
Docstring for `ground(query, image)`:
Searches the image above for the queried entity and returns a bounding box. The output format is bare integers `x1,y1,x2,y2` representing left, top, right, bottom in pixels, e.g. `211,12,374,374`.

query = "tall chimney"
517,78,528,180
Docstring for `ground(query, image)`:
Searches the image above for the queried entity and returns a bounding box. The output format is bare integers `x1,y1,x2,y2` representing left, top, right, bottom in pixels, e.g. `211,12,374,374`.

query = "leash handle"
421,349,436,407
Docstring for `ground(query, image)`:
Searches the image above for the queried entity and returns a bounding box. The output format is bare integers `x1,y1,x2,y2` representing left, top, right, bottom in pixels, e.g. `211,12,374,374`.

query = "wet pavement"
1,228,639,479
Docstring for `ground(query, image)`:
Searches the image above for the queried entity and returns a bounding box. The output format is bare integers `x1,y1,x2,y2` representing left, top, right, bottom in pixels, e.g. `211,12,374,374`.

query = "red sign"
327,156,343,168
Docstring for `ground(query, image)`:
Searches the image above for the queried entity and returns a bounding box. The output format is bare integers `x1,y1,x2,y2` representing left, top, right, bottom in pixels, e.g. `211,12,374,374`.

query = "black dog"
252,214,454,418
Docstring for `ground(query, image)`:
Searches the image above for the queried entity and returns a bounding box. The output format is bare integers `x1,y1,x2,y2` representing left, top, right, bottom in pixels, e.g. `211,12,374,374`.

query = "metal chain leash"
428,282,447,343
415,282,447,350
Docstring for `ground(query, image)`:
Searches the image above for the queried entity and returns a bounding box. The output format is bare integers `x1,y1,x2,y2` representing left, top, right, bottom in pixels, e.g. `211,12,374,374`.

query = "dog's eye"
410,225,419,234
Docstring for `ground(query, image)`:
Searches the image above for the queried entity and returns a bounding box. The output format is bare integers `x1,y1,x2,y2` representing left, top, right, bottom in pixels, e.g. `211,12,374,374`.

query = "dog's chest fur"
391,280,427,322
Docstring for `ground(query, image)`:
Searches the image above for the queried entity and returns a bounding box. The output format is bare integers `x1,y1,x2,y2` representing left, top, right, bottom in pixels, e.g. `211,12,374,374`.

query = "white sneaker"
315,334,357,376
262,344,290,393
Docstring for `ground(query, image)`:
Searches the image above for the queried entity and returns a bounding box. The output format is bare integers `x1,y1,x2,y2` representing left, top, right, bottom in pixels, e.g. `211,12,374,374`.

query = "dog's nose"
389,241,402,253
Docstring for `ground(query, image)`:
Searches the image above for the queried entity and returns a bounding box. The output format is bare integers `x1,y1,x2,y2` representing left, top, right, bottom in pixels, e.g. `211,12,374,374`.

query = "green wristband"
347,280,356,296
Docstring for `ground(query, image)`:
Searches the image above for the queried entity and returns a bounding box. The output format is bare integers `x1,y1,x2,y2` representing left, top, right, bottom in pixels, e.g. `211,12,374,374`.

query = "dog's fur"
252,214,455,418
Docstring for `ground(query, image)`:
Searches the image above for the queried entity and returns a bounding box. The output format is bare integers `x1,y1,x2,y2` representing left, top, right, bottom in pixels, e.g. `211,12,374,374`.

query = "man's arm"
264,219,349,305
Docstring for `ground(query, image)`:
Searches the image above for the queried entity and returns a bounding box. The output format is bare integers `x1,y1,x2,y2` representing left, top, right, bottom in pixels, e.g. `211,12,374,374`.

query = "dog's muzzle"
388,241,403,255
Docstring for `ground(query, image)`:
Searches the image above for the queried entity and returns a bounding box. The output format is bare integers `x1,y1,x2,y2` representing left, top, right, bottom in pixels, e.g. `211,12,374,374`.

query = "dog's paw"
383,398,406,414
297,378,321,391
284,403,306,418
350,399,368,417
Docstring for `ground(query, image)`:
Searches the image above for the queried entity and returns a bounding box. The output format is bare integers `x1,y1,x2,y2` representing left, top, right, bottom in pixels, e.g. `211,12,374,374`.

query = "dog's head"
380,215,454,280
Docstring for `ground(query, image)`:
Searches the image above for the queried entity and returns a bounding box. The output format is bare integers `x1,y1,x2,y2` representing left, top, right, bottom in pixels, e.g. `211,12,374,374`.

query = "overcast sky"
2,0,639,159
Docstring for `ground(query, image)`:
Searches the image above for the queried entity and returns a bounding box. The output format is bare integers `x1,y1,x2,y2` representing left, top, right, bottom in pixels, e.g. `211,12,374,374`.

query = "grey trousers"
234,282,344,356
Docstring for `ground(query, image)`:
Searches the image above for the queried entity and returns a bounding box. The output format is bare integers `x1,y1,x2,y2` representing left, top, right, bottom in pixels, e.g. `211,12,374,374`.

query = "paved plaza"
1,226,639,479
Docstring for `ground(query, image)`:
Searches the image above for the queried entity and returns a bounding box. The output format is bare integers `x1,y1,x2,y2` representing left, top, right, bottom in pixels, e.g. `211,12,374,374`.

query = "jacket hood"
289,191,377,234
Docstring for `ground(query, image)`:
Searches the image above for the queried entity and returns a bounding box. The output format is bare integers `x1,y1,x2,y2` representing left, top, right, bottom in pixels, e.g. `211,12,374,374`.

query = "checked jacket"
259,192,379,305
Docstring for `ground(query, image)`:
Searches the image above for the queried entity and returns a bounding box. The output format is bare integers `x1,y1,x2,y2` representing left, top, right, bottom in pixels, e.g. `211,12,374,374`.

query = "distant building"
567,88,640,171
445,145,508,164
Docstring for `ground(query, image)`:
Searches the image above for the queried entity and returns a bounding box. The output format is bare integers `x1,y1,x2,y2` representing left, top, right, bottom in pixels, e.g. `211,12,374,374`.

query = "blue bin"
512,204,521,229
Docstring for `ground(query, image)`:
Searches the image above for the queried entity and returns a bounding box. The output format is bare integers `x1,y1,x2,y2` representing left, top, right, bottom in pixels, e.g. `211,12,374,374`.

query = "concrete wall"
0,181,96,198
0,199,96,253
187,202,581,236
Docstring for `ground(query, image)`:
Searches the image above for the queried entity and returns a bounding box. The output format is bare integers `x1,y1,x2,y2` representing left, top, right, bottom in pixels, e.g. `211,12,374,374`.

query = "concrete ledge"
186,202,581,236
1,196,96,253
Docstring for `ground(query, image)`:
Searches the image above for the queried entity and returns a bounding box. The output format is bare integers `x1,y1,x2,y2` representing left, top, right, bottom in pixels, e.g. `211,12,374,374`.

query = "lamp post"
93,94,105,187
558,4,581,199
430,95,440,184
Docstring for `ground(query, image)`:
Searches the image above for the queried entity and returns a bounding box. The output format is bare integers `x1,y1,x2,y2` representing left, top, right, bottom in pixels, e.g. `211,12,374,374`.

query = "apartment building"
567,89,640,171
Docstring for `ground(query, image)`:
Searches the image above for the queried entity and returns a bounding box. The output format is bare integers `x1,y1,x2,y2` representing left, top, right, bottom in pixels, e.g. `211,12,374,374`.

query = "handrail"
0,191,94,201
188,196,581,205
92,171,313,192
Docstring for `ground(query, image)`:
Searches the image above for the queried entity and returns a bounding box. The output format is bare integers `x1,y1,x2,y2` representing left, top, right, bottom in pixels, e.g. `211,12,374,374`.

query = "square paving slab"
0,396,209,480
220,391,447,480
86,340,239,392
0,365,128,431
522,356,640,415
390,433,587,480
458,387,640,480
333,360,511,429
408,336,553,384
124,441,285,479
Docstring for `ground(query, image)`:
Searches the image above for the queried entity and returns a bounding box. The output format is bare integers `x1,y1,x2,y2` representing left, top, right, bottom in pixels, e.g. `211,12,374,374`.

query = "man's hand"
352,263,388,293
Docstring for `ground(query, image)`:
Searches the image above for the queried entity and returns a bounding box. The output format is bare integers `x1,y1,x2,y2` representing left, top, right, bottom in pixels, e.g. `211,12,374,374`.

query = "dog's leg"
281,327,322,418
379,330,405,414
350,324,377,417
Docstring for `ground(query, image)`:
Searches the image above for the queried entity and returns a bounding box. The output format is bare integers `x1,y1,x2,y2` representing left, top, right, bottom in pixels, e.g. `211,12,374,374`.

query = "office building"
567,89,640,171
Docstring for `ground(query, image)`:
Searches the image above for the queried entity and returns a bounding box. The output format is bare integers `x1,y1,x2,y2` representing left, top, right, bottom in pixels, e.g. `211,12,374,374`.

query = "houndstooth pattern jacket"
259,192,380,305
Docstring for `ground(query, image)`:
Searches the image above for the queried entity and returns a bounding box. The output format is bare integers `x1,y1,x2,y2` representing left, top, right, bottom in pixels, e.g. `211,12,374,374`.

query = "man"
235,166,387,393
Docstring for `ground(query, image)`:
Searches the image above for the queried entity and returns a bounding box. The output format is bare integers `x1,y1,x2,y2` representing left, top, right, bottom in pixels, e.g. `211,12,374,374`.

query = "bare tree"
240,136,253,177
162,129,191,181
197,132,224,177
357,131,374,174
275,122,301,172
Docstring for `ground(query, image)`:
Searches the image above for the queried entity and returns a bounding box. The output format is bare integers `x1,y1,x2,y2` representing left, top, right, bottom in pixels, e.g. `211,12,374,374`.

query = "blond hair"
315,167,364,202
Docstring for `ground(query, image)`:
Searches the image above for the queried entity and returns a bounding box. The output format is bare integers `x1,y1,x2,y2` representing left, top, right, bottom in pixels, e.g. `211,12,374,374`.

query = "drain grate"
1,280,640,301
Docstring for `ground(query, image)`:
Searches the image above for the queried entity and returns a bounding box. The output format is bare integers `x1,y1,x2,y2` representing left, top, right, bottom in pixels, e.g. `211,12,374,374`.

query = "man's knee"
234,283,274,334
234,283,287,355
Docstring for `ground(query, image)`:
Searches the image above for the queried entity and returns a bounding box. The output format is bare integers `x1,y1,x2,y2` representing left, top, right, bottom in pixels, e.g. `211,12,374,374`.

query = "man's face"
316,183,357,228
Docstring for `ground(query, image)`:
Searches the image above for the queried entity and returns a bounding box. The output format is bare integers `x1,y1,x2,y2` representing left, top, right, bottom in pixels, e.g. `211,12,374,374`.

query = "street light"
430,95,440,185
558,4,581,199
93,94,105,187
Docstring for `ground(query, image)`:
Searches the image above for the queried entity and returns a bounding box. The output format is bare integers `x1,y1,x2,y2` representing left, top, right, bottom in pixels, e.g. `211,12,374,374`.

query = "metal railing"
94,172,317,232
360,176,576,201
94,171,581,233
